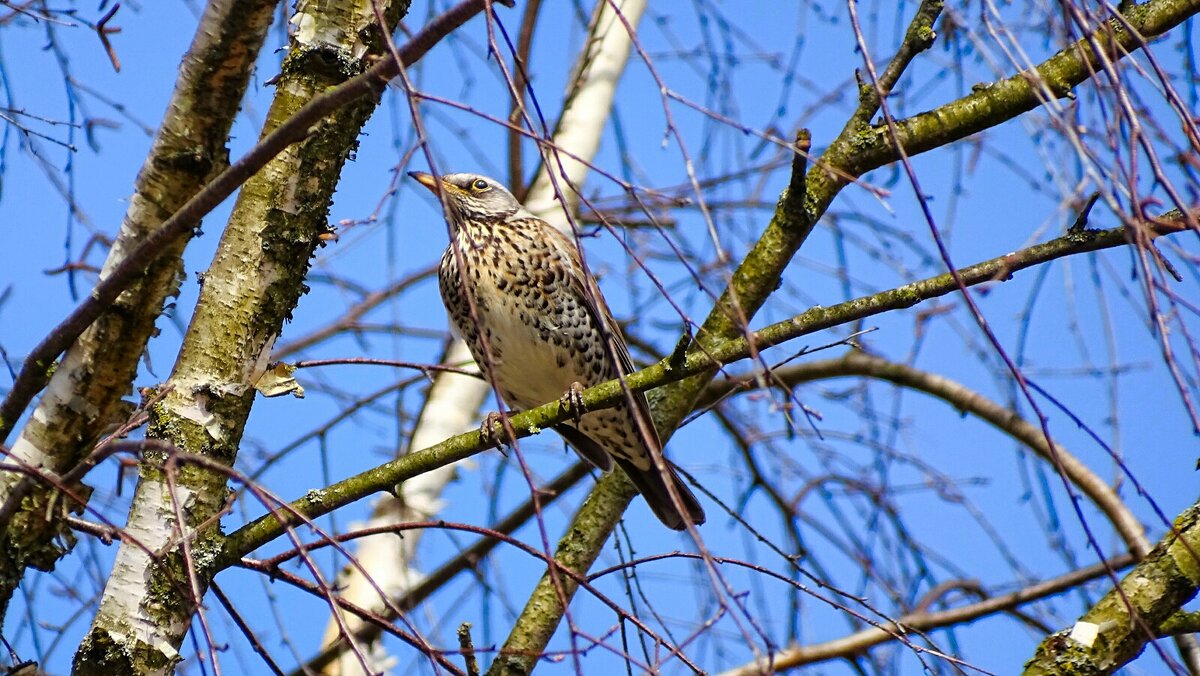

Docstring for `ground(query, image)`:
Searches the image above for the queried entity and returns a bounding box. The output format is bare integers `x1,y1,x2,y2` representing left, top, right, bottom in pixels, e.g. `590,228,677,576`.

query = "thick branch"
0,0,500,444
839,0,1200,180
217,213,1189,567
1025,502,1200,673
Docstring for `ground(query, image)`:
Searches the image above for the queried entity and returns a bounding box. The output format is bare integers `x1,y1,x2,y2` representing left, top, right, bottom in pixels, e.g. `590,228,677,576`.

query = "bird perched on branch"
410,171,705,530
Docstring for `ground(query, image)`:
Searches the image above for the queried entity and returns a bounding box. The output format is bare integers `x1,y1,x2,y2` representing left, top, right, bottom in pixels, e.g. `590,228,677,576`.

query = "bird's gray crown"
437,173,527,222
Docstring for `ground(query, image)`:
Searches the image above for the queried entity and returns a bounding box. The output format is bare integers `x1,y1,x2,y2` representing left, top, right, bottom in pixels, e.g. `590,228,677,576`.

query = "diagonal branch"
216,211,1192,567
1025,501,1200,673
297,463,591,675
0,0,504,445
486,0,1200,667
719,553,1138,675
703,351,1151,558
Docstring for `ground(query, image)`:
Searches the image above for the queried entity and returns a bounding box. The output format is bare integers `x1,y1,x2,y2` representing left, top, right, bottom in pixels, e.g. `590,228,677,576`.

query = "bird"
410,171,705,530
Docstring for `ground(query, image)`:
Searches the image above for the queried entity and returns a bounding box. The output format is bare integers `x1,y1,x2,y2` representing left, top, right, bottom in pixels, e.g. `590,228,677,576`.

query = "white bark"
321,340,485,674
77,0,399,670
0,348,87,491
0,0,276,506
87,480,198,675
523,0,648,234
319,1,648,672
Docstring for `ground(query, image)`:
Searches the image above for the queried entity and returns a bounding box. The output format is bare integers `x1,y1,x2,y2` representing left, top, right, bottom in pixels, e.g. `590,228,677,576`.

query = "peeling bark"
72,1,412,673
0,0,277,623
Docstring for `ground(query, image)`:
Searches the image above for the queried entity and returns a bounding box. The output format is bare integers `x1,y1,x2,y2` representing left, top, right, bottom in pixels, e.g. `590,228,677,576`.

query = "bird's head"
408,172,525,223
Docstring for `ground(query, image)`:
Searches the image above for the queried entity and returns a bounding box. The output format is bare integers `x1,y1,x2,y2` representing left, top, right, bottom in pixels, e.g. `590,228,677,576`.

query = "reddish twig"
94,3,121,72
0,0,508,445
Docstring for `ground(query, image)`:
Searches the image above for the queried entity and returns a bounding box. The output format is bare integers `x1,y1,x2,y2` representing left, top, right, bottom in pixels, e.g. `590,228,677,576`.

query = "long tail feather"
614,457,705,530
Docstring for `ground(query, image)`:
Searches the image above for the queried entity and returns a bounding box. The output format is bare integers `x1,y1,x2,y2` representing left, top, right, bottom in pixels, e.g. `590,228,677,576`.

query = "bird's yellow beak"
408,171,441,193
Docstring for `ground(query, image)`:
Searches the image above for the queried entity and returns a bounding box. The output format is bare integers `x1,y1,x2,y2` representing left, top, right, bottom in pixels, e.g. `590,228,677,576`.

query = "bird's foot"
559,382,587,423
479,410,509,450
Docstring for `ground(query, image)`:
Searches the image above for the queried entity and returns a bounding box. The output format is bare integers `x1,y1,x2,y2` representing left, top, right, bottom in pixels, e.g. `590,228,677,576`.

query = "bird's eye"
471,179,490,191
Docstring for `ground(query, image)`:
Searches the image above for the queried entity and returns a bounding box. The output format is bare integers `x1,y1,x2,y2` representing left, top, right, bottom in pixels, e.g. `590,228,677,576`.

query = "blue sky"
1,1,1197,673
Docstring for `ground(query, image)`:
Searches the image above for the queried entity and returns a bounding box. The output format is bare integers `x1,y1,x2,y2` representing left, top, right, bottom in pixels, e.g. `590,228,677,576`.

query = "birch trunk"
0,0,277,622
316,1,648,672
71,1,411,672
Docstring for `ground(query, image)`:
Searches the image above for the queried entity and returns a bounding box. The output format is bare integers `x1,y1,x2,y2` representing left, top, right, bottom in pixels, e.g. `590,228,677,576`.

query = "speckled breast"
438,223,616,411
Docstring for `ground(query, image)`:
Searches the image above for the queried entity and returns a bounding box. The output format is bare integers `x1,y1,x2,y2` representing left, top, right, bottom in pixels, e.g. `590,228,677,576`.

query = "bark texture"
0,0,277,622
1025,503,1200,674
71,1,411,673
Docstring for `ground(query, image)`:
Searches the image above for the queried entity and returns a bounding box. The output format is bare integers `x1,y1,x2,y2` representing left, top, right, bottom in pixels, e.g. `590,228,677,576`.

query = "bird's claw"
559,382,587,423
480,410,507,449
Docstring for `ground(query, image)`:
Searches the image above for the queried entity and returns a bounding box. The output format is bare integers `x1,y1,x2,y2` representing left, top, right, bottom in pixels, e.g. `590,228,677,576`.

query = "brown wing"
539,222,705,529
539,225,663,454
553,423,613,471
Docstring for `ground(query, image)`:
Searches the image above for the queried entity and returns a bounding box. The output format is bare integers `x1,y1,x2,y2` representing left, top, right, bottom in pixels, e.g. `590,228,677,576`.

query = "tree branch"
701,351,1150,557
1025,502,1200,673
0,0,501,444
719,553,1137,674
217,211,1191,567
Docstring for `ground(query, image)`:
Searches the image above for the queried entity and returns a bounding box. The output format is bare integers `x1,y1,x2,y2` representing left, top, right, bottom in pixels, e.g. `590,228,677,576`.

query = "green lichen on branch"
217,212,1190,570
1024,502,1200,674
486,0,1200,669
849,0,1200,169
488,473,638,676
71,1,415,672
